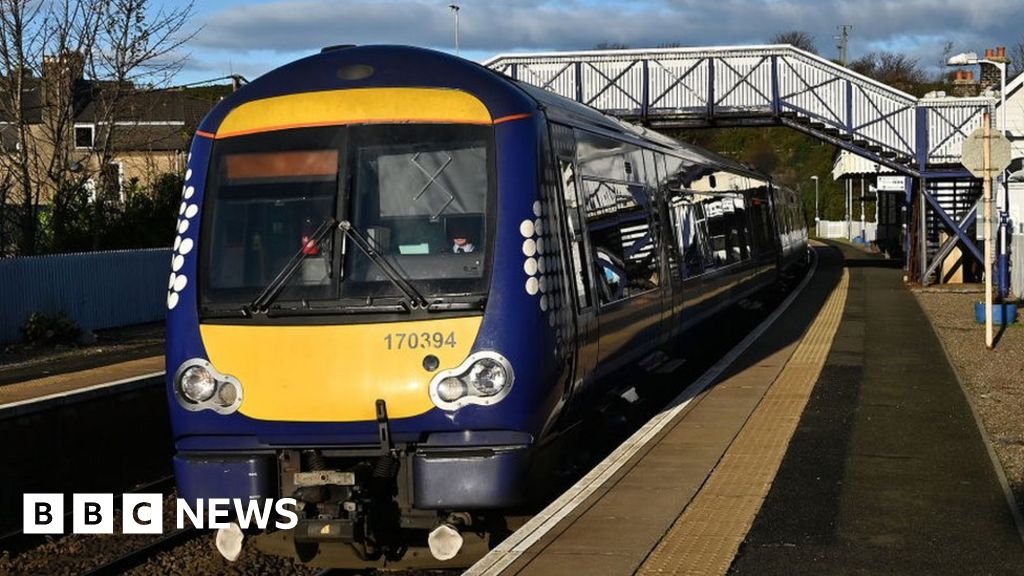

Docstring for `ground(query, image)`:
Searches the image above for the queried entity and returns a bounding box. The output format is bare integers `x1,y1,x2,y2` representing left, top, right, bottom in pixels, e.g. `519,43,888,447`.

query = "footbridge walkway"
485,45,994,283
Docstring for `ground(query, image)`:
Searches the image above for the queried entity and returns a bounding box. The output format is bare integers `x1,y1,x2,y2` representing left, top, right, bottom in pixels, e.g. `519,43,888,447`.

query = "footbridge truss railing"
484,45,993,177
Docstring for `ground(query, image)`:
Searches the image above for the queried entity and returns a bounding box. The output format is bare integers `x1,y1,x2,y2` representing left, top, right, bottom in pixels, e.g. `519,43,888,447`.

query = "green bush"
19,311,81,346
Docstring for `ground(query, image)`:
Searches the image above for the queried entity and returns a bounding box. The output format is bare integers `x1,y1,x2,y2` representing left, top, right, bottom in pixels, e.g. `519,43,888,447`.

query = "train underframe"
176,401,534,568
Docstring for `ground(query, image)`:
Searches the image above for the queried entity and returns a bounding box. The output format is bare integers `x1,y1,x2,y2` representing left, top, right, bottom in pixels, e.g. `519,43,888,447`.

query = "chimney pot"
985,48,994,58
998,46,1006,58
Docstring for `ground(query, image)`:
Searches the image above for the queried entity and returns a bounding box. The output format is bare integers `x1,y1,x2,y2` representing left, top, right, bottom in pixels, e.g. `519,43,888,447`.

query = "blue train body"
165,45,806,566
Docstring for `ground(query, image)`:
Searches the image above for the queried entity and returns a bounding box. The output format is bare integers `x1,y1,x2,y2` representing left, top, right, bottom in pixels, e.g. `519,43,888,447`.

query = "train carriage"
165,44,806,567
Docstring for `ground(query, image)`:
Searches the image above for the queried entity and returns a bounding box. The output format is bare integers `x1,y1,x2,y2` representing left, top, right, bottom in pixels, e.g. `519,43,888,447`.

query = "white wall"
816,220,878,241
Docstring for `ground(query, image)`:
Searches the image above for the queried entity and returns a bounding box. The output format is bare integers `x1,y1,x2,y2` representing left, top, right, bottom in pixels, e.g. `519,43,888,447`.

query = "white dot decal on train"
525,277,539,295
534,219,543,236
168,166,198,311
532,200,542,217
519,219,534,238
524,257,538,276
522,238,536,257
535,238,545,255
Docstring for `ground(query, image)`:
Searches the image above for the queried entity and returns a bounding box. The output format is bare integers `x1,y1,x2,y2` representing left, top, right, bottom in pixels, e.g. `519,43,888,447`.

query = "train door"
575,132,664,378
648,149,682,343
549,124,599,420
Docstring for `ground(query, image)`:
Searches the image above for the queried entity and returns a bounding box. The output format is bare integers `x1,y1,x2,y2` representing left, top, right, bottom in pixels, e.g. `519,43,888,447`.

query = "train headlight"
465,358,507,397
174,359,244,415
429,352,514,410
180,365,216,403
437,378,467,402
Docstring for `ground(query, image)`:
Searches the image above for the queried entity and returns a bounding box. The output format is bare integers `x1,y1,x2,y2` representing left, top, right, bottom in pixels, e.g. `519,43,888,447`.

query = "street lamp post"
449,4,461,55
811,175,820,237
948,51,1009,298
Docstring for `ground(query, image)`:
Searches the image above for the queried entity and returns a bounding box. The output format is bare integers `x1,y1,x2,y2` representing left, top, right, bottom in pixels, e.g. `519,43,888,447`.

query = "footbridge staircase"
485,45,995,283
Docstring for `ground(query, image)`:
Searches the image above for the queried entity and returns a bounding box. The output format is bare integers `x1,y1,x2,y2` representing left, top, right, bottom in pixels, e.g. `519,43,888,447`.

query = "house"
0,52,223,254
0,52,216,202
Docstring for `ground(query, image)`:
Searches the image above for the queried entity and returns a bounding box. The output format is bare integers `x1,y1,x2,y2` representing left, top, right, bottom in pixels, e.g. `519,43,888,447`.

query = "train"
164,45,807,568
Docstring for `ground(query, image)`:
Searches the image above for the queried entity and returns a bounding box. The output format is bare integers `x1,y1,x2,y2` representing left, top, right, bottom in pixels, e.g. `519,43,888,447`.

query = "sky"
171,0,1024,85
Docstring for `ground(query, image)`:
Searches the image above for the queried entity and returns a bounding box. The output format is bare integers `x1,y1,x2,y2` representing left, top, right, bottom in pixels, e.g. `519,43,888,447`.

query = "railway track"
75,526,202,576
0,475,178,559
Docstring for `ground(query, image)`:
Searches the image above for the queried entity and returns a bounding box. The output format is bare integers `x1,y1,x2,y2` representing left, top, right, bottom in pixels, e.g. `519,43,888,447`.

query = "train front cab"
165,70,566,562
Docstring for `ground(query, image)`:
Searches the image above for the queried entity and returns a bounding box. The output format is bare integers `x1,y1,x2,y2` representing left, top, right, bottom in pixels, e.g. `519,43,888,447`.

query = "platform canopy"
831,150,899,180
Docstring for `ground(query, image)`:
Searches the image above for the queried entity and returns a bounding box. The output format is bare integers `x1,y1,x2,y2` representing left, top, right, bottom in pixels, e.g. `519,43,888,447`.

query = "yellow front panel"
199,316,482,422
216,88,493,138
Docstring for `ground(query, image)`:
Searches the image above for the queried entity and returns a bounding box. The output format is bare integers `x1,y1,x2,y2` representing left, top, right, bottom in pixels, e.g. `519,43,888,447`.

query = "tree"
770,30,817,54
1011,38,1024,78
849,51,927,94
938,40,956,82
0,0,195,255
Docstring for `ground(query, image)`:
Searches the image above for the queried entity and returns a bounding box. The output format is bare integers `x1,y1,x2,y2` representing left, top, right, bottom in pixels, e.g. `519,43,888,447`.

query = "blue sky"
171,0,1024,84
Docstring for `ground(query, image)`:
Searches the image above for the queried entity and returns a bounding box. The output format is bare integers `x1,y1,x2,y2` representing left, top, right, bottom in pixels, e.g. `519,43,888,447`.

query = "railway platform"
468,242,1024,576
0,355,163,413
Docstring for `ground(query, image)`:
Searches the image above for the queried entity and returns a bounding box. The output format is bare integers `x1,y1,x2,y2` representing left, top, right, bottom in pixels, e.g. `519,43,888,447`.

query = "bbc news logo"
24,494,298,534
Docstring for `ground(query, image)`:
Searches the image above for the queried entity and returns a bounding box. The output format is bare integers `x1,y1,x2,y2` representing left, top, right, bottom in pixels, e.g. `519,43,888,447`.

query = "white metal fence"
0,249,170,343
816,220,878,241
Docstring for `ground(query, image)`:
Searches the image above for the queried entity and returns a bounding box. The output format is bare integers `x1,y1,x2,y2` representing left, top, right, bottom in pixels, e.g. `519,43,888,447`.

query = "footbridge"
484,45,995,283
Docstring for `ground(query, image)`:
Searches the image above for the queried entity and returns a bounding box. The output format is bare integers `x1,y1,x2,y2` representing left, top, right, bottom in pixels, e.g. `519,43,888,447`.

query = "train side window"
729,195,750,262
558,159,592,309
670,196,705,278
643,149,659,190
576,130,626,181
749,187,774,252
624,145,646,185
582,178,660,304
701,195,729,267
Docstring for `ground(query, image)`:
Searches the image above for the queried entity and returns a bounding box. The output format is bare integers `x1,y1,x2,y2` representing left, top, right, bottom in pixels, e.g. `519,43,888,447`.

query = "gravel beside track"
913,289,1024,512
0,492,319,576
121,532,320,576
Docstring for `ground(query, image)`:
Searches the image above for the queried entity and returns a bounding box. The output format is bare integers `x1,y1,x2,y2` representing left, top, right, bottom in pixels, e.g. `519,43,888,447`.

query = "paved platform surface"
469,243,1024,576
729,243,1024,575
0,355,163,406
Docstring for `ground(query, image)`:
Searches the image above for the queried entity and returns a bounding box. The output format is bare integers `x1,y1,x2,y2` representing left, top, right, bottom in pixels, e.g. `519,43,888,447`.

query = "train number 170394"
384,331,457,350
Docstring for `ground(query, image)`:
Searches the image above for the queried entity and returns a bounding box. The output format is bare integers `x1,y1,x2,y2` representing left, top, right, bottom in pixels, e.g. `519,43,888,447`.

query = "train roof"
196,45,767,181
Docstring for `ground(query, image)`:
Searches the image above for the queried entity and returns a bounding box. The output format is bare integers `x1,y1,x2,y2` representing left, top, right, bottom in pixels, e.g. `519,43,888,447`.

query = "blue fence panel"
0,249,171,343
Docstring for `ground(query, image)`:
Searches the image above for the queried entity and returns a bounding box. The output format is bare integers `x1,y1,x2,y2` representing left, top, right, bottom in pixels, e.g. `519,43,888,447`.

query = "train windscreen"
199,124,494,315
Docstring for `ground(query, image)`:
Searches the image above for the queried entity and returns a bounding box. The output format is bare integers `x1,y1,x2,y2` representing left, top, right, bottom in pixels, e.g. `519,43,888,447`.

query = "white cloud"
184,0,1024,80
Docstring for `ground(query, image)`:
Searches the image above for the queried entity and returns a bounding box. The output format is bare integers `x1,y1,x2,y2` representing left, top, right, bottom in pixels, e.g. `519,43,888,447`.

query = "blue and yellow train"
165,45,807,567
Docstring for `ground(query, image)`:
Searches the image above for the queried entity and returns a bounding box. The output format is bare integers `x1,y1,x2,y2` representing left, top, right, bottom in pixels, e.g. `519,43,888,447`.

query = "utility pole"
835,24,852,66
449,3,461,55
983,112,994,348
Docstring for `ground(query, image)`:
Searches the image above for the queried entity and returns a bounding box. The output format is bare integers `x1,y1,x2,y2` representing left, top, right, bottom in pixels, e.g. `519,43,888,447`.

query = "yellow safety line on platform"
0,356,164,406
637,267,850,576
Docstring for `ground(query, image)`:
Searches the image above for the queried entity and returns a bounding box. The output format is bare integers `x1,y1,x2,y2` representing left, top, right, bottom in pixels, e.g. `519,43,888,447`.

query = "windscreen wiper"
338,220,429,309
245,217,337,315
